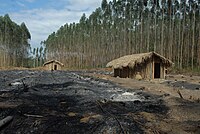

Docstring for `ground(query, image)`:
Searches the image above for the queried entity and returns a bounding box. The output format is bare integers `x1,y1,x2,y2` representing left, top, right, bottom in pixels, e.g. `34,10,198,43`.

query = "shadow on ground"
0,70,168,134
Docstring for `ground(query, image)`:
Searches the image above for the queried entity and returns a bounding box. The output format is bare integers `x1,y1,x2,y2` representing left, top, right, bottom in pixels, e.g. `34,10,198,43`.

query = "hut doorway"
154,63,160,78
54,65,57,70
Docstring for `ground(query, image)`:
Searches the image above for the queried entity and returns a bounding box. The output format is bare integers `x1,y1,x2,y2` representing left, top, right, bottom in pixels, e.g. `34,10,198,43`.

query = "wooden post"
127,67,129,78
0,116,13,128
152,58,154,79
163,67,166,79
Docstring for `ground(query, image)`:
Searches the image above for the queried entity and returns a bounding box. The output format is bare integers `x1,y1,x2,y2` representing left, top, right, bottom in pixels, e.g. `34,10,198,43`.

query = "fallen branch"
24,114,43,118
153,129,161,134
96,100,126,134
177,90,183,99
21,80,28,92
0,116,13,128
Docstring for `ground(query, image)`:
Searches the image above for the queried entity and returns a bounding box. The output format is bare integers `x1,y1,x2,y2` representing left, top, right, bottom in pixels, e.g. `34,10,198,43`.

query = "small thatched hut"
43,60,64,71
106,52,173,79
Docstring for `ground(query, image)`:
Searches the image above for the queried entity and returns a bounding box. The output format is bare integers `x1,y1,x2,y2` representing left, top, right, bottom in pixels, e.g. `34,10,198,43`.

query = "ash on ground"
0,70,167,134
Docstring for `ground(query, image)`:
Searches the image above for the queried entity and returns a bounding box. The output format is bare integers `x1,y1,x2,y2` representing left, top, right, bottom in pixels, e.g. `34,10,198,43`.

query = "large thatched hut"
43,60,64,71
106,52,173,79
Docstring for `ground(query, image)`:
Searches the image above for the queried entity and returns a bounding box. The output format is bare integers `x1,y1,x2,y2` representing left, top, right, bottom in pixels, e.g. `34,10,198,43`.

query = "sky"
0,0,111,48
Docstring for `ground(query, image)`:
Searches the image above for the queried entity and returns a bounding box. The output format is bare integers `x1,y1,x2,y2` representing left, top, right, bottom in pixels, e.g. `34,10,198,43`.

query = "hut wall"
145,59,153,79
160,63,165,79
114,68,128,78
122,67,129,78
129,56,165,79
129,68,135,78
44,64,52,70
129,63,148,79
55,63,62,70
113,54,168,79
44,62,62,70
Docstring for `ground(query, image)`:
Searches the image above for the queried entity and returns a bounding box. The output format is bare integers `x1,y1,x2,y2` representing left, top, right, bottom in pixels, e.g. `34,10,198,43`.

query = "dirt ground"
0,70,168,134
88,72,200,134
0,70,200,134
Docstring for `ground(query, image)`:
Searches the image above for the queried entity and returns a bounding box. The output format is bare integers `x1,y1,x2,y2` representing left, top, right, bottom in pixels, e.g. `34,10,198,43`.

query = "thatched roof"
43,60,64,66
106,52,173,69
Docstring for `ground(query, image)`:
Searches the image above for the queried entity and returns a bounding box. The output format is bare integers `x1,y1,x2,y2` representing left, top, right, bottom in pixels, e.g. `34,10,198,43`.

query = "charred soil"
0,70,168,134
87,71,200,134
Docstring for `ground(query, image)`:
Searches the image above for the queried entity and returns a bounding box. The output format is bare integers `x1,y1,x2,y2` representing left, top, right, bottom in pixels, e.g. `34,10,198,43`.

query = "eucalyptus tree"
0,14,31,67
43,0,200,71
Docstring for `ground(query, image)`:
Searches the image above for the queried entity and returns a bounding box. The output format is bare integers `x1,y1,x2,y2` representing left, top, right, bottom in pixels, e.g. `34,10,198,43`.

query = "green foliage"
172,66,200,75
0,14,31,67
43,0,200,71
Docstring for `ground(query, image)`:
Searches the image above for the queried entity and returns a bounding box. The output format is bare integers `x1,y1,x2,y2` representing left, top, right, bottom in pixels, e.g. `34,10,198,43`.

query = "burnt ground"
0,70,167,134
87,72,200,134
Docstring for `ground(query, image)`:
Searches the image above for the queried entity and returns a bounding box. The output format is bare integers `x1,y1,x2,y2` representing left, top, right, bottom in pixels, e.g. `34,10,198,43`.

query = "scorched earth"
0,70,167,134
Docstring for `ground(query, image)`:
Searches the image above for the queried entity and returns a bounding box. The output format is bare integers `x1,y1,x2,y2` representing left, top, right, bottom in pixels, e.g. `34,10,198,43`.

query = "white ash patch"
112,92,143,102
10,82,23,86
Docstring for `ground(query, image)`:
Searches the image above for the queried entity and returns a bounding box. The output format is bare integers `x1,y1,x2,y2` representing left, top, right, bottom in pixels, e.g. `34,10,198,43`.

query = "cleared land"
0,70,199,133
88,71,200,133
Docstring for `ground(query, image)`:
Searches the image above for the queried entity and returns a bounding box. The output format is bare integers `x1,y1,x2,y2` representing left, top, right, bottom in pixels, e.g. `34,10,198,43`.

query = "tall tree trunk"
191,6,196,70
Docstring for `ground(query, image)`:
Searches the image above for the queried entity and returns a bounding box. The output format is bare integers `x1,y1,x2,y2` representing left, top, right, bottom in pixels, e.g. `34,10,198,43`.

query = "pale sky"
0,0,111,48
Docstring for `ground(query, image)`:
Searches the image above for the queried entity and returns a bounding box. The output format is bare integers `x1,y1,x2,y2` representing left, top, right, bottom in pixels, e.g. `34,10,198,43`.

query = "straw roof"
106,52,173,69
43,60,64,66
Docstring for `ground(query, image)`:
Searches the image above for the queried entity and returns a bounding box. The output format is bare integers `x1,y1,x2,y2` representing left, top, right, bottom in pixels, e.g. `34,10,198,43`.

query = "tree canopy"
45,0,200,70
0,14,31,67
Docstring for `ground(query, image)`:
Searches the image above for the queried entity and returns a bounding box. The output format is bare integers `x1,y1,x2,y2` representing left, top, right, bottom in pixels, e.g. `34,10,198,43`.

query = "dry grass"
80,113,103,123
0,66,47,71
0,102,20,108
67,112,78,117
29,67,45,70
0,67,29,70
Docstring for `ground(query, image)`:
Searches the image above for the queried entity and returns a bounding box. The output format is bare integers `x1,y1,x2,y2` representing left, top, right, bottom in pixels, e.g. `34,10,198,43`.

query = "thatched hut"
43,60,64,71
106,52,173,79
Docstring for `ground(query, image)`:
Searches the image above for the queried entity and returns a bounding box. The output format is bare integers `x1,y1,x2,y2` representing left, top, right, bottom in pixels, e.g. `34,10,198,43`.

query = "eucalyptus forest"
1,0,200,71
44,0,200,70
0,14,31,67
